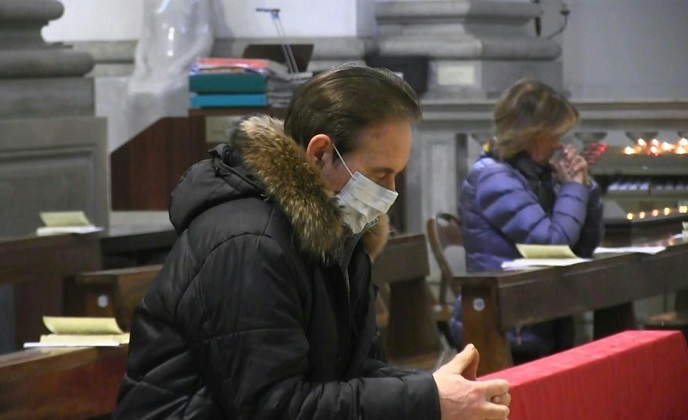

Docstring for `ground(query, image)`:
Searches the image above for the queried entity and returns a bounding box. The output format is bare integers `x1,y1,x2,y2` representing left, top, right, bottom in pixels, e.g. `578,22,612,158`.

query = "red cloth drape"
480,330,688,419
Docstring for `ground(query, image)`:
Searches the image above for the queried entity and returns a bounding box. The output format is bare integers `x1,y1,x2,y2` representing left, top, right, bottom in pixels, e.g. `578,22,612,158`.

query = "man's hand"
433,345,510,420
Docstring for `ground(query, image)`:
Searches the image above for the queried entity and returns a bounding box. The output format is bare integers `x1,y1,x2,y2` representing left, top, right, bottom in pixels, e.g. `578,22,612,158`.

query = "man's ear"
305,134,333,168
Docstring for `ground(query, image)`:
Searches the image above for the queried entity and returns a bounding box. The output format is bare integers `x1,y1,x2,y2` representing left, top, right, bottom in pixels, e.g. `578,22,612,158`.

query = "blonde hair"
492,79,579,160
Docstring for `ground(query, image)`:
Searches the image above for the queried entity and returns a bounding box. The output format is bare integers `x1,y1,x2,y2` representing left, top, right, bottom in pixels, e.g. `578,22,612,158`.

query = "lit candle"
677,146,686,155
639,211,646,219
626,213,634,220
651,139,660,147
650,146,659,155
679,138,688,147
637,139,647,147
680,206,688,214
664,207,671,216
652,209,659,217
623,146,635,155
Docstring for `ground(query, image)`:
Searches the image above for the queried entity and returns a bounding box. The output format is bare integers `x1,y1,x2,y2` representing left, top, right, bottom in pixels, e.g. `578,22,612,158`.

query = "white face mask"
332,145,398,234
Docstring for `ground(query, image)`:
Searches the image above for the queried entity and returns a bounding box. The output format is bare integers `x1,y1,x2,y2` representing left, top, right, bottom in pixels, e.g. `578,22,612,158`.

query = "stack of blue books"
189,58,311,109
189,71,269,108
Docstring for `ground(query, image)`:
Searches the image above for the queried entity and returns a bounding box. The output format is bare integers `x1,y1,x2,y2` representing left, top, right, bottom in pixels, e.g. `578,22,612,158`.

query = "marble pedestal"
0,0,108,352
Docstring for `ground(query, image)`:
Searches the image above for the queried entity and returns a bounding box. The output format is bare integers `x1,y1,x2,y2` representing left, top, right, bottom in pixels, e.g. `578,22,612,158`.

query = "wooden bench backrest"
0,347,127,419
65,265,162,331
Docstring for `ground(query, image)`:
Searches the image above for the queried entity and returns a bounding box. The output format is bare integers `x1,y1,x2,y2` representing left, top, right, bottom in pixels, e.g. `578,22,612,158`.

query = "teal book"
189,73,267,94
190,94,269,108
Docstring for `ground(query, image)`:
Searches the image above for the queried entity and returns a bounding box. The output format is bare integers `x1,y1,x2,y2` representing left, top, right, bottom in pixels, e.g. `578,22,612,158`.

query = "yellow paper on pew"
516,244,578,259
43,316,125,334
36,211,103,236
39,211,93,227
23,317,129,348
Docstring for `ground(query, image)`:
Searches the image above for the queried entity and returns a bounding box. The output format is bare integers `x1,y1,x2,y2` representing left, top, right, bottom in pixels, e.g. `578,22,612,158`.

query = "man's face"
306,119,413,193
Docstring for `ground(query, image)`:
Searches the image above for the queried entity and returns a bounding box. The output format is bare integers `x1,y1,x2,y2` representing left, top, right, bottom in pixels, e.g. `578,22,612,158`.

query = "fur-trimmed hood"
169,114,389,261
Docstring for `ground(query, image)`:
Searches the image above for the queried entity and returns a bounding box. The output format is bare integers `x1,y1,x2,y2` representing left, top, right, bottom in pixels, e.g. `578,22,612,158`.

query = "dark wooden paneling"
111,117,207,210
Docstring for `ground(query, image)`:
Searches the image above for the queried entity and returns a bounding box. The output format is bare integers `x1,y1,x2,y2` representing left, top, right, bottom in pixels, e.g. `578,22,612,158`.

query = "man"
114,64,510,419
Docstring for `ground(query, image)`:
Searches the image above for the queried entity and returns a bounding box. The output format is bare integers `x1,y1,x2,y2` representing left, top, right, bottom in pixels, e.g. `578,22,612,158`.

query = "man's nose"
381,178,395,192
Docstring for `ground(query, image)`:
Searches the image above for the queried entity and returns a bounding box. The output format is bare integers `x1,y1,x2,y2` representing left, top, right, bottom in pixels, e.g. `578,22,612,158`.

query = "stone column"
0,0,108,353
0,0,95,116
375,0,562,99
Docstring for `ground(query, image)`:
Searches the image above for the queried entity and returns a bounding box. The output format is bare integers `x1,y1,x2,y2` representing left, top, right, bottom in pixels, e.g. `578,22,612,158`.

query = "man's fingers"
480,381,511,419
448,344,477,372
482,402,510,420
491,392,512,406
461,344,480,380
480,378,510,397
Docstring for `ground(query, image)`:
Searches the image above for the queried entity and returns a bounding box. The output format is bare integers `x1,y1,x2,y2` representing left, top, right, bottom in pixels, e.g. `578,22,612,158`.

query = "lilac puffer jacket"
451,154,604,361
461,155,604,272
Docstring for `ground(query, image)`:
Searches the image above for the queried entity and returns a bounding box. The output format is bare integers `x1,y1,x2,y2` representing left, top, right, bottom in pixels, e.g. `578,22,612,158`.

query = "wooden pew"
603,215,688,340
0,233,438,418
602,213,688,247
0,265,159,419
65,234,440,371
460,236,688,375
65,265,162,331
372,233,444,370
0,233,102,352
0,346,127,419
72,234,443,369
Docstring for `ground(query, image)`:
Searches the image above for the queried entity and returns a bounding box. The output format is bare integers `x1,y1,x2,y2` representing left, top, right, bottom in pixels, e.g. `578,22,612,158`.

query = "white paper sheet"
23,341,125,348
501,258,591,270
593,246,666,255
36,226,104,236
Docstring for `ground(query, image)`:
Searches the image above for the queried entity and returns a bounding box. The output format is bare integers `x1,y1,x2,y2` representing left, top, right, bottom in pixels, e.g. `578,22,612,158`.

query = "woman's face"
526,135,563,165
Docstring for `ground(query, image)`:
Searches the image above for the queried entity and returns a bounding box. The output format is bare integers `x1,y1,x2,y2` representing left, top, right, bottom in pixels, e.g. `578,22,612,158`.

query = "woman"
452,79,604,363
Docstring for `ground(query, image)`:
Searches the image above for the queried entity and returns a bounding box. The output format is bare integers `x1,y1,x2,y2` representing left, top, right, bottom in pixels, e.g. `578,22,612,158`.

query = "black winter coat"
114,115,440,419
